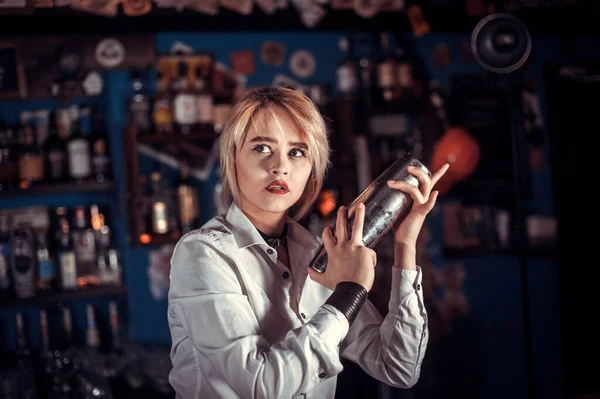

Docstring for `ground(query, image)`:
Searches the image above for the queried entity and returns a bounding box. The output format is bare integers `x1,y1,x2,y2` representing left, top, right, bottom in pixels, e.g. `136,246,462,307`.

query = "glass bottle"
152,70,173,136
89,108,112,183
18,123,45,189
335,36,359,98
44,111,68,184
177,160,199,234
172,61,197,136
67,107,92,184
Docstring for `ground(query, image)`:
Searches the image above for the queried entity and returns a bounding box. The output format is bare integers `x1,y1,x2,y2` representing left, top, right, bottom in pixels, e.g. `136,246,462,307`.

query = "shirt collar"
224,202,318,251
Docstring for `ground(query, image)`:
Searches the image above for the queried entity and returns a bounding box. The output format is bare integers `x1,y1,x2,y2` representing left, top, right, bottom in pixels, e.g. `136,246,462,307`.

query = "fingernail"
387,180,396,185
358,202,364,209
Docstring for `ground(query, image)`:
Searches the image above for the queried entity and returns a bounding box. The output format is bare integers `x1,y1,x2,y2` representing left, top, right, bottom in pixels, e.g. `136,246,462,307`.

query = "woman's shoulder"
173,215,236,255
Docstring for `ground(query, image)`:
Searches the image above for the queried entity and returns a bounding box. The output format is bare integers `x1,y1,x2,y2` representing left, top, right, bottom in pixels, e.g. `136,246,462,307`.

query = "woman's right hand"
308,203,377,292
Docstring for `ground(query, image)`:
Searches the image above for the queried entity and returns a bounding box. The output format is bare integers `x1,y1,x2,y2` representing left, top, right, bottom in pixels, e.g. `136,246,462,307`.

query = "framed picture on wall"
0,40,27,100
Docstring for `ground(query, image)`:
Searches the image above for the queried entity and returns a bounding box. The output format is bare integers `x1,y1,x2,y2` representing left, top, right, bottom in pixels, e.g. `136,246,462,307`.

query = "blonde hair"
218,86,331,221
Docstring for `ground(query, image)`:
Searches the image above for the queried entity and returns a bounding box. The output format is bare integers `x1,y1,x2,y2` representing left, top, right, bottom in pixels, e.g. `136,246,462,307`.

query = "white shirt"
167,202,429,399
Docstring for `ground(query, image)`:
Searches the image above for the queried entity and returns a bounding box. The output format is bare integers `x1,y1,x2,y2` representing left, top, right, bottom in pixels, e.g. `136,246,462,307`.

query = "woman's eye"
252,144,272,153
289,148,306,158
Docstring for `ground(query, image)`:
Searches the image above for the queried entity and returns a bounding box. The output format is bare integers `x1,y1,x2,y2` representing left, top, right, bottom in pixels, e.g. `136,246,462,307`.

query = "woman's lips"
266,180,289,194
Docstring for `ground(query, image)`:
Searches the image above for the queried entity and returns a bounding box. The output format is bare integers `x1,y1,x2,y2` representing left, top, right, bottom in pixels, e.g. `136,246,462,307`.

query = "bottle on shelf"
15,312,39,399
172,61,198,136
376,31,398,104
0,214,11,297
0,121,19,191
71,205,99,287
36,230,56,292
177,159,200,234
152,70,174,136
149,168,173,236
66,106,92,184
18,123,45,189
335,36,359,99
55,207,77,291
89,108,112,184
194,63,214,132
44,111,68,184
129,69,152,136
10,223,36,299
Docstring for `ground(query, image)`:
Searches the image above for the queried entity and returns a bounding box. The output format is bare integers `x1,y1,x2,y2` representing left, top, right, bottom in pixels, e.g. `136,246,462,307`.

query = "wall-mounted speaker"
471,13,531,74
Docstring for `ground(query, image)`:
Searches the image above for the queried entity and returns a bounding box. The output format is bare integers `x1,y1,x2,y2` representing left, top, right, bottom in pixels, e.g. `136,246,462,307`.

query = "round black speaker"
471,13,532,74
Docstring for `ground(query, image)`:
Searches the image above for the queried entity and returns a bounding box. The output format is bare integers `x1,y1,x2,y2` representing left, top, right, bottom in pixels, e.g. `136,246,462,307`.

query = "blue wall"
3,30,597,398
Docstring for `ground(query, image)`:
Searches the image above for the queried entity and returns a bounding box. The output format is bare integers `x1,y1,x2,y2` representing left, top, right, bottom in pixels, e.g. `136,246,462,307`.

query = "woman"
167,86,449,399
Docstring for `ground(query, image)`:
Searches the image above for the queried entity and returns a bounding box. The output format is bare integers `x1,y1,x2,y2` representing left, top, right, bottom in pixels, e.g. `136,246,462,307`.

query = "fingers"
407,165,433,197
423,190,439,212
431,163,450,186
351,202,365,245
322,225,337,247
387,180,425,203
335,206,348,242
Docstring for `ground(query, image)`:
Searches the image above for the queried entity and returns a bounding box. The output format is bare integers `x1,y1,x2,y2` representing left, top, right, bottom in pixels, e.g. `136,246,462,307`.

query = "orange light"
318,190,337,219
140,234,151,244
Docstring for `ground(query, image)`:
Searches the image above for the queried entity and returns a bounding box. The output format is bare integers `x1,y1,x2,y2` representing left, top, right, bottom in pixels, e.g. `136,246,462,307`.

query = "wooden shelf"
0,285,127,309
0,181,116,200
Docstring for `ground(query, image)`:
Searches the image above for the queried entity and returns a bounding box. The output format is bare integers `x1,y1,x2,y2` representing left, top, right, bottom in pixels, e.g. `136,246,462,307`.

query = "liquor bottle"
10,224,36,299
0,121,19,191
152,70,173,136
335,36,359,98
109,301,122,350
394,34,414,99
15,312,38,399
357,33,376,111
0,214,11,297
150,169,171,235
177,160,199,234
172,61,197,136
55,207,77,290
376,31,397,103
89,108,112,184
67,107,92,184
71,205,98,286
44,111,68,183
18,123,45,189
129,69,152,136
194,63,214,131
90,204,110,251
36,231,56,292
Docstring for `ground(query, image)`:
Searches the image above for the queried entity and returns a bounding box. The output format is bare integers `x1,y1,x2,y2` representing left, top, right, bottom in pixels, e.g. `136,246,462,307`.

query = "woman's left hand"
387,163,450,248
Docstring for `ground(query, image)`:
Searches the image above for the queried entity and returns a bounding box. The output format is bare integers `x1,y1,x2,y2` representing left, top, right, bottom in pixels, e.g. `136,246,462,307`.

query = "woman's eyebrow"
249,136,308,150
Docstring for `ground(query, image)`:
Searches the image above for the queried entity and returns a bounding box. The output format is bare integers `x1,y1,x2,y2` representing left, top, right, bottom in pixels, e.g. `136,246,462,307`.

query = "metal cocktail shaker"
309,154,431,273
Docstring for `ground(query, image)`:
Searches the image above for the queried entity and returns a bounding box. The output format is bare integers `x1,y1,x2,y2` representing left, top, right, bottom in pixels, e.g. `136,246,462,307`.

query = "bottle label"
18,155,44,181
197,95,214,124
174,94,198,125
336,65,358,94
377,61,395,88
153,99,173,127
38,258,55,281
59,251,77,289
397,63,413,88
68,140,91,178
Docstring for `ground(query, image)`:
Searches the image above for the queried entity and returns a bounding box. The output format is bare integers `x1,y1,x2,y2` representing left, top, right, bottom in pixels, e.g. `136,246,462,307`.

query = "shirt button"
300,313,306,319
266,248,274,255
318,372,326,378
416,284,421,291
282,272,290,279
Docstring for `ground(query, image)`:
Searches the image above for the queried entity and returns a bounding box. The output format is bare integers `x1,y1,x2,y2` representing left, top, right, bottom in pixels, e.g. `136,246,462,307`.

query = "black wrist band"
324,281,368,325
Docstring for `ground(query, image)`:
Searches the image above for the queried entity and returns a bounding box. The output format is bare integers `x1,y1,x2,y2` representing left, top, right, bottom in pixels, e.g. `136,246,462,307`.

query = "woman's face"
235,107,312,223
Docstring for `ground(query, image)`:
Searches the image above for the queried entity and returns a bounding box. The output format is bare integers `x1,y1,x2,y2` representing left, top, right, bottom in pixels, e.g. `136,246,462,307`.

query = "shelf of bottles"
0,103,115,199
0,301,174,398
0,97,125,307
126,58,231,247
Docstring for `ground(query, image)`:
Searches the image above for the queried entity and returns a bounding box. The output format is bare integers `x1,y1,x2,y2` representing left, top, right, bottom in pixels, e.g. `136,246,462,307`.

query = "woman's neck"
240,206,287,236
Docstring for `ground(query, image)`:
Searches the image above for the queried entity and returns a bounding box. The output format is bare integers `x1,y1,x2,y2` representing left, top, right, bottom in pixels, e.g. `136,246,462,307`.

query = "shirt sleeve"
339,266,428,389
167,234,350,399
